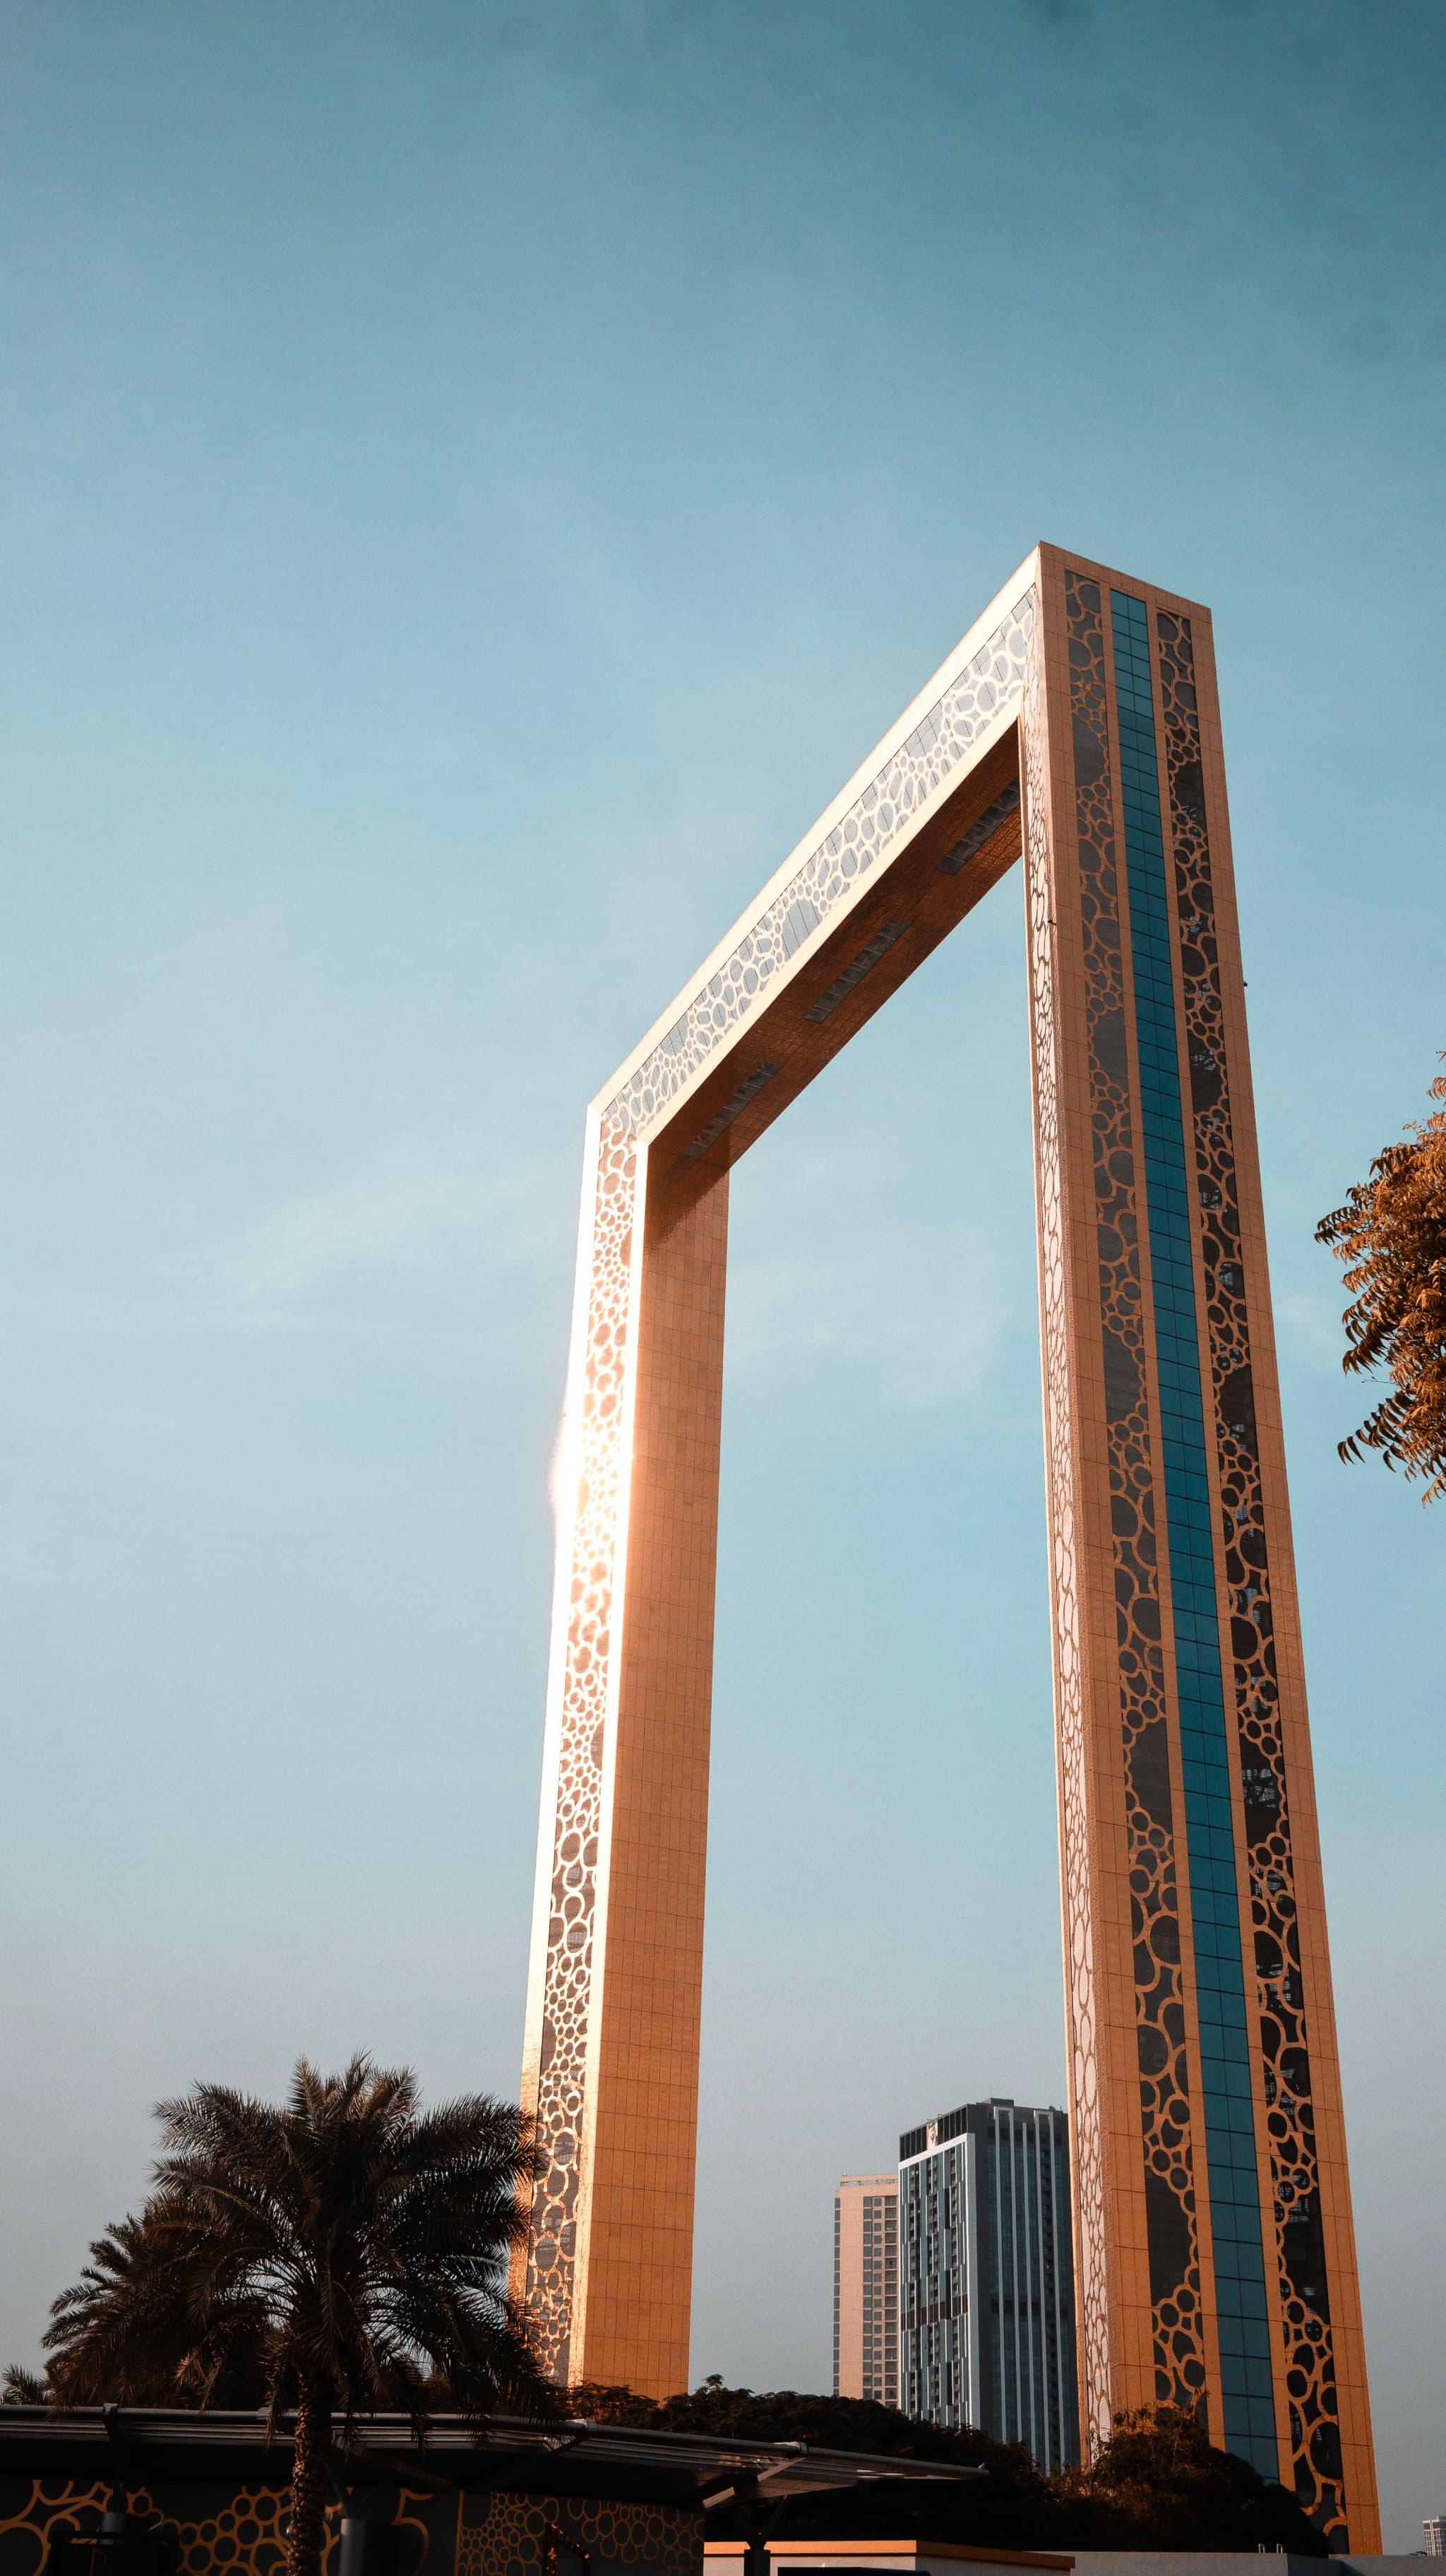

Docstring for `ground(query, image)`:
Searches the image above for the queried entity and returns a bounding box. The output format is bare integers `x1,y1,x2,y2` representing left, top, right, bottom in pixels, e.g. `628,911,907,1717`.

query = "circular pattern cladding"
1023,614,1111,2448
1067,569,1205,2413
607,596,1034,1138
1158,607,1345,2545
523,1117,640,2380
171,2487,293,2576
459,2493,697,2576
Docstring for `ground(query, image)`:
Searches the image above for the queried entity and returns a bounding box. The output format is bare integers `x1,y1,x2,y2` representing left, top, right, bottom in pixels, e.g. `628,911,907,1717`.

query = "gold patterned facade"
515,549,1379,2550
0,2474,697,2576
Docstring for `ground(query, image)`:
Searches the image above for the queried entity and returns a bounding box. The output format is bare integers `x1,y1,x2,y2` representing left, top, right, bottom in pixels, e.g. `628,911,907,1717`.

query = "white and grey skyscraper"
899,2098,1077,2470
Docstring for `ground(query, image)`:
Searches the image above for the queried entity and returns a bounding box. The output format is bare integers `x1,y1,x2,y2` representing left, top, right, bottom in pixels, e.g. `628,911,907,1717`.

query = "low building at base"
707,2544,1070,2576
0,2409,981,2576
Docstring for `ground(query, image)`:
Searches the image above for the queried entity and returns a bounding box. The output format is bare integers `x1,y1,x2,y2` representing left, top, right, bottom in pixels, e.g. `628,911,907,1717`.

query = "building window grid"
1109,590,1279,2480
1016,2118,1048,2462
993,2111,1052,2464
832,2196,841,2397
841,2183,897,2406
899,2109,1075,2471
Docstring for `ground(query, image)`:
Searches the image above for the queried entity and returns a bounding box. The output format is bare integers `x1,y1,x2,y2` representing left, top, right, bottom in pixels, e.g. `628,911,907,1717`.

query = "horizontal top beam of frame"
594,549,1042,1179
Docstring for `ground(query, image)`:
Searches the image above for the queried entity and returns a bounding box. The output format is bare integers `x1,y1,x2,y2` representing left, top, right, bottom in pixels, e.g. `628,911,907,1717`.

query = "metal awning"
0,2409,983,2507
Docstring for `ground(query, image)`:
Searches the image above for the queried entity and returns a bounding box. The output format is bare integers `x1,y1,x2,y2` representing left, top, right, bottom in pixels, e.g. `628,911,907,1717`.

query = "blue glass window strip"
1109,590,1279,2481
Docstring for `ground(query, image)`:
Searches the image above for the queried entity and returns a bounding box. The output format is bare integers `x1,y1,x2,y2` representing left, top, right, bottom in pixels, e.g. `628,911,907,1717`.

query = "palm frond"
1,2366,49,2406
43,2056,551,2448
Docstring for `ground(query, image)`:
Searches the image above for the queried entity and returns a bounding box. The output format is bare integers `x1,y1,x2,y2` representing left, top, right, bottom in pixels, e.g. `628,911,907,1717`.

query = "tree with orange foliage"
1316,1059,1446,1503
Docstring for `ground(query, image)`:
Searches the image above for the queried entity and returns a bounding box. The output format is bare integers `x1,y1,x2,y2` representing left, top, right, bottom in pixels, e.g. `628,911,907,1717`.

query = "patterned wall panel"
458,2491,697,2576
0,2479,457,2576
604,599,1034,1140
0,2479,115,2576
1022,610,1111,2452
0,2479,698,2576
1155,610,1345,2539
521,1117,641,2381
1063,573,1207,2418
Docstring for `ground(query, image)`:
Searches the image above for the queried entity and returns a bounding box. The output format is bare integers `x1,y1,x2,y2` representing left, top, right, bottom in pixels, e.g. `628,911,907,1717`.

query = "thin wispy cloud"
189,1140,570,1395
1277,1289,1348,1369
229,1150,546,1313
726,1133,1019,1410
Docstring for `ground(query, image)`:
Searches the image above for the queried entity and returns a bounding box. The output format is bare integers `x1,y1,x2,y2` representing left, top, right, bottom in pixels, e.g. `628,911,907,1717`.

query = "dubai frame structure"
513,547,1379,2549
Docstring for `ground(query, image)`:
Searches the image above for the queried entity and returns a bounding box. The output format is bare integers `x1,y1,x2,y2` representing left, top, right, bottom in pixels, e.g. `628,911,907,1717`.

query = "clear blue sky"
1,0,1442,2543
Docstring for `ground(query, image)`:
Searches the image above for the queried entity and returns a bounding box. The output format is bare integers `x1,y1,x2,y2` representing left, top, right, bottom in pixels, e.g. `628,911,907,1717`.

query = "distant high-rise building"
1424,2519,1445,2556
899,2099,1077,2471
833,2174,898,2406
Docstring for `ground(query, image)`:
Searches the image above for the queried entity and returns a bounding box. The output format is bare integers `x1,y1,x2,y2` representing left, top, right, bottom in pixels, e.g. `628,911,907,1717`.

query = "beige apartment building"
834,2173,898,2406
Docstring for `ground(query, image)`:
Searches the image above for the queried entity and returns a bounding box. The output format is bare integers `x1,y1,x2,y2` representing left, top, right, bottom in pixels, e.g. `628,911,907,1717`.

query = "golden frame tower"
514,546,1378,2548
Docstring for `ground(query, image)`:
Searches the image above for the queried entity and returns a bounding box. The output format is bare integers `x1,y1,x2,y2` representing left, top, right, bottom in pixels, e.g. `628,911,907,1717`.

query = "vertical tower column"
1024,547,1378,2544
514,1116,728,2396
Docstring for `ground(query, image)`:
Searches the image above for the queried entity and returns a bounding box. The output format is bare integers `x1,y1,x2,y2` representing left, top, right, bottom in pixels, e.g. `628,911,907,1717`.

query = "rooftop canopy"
0,2411,984,2510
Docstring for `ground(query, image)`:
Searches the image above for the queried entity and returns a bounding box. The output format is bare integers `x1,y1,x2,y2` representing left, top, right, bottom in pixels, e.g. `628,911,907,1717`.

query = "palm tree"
42,2203,272,2406
1316,1059,1446,1503
40,2056,554,2576
1,2365,49,2404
